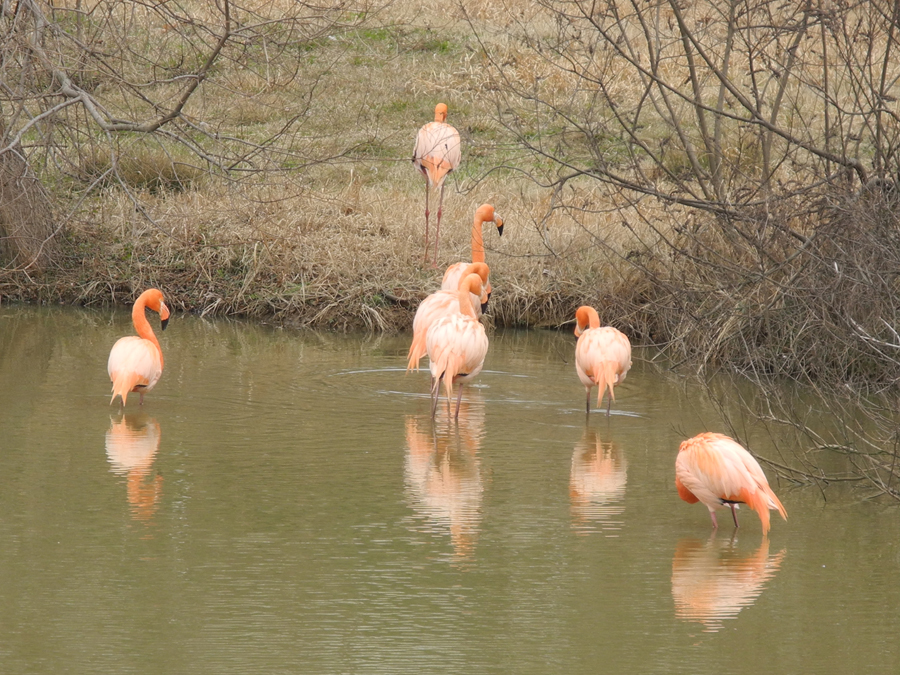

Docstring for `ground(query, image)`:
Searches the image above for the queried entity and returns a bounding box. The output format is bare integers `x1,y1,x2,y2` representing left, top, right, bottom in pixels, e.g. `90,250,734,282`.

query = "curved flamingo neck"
457,274,482,319
471,214,487,263
132,297,163,367
576,306,601,333
457,288,478,319
462,262,489,284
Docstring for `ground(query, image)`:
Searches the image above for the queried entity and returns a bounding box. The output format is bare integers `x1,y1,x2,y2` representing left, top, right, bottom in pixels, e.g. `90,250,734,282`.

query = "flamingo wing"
676,433,787,534
426,314,489,399
407,290,483,371
413,122,461,187
441,263,469,292
108,336,163,404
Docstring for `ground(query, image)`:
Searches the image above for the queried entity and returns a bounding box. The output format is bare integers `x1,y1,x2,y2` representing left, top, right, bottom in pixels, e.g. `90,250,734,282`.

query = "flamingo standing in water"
441,204,504,306
406,263,489,372
413,102,461,265
675,432,788,535
108,288,170,406
573,305,632,415
426,273,489,420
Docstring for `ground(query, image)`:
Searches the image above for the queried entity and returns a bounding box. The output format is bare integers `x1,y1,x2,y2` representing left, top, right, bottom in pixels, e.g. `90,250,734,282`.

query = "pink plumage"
573,305,632,415
675,432,788,535
424,273,489,420
413,103,462,265
108,288,170,405
406,263,489,372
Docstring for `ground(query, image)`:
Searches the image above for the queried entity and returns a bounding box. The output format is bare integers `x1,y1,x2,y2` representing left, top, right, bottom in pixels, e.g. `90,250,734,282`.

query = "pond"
0,305,897,674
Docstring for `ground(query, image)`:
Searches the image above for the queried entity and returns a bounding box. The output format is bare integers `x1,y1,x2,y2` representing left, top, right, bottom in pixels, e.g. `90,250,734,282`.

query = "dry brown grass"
4,0,897,357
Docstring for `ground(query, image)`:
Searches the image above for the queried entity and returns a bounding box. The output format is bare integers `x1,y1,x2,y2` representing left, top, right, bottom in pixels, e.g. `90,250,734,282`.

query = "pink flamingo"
426,273,489,420
413,102,461,265
406,263,489,372
108,288,170,405
573,305,632,415
675,432,788,535
441,204,504,304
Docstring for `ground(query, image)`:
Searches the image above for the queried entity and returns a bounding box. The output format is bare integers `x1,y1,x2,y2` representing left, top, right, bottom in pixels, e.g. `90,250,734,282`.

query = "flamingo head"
460,273,486,311
434,103,448,123
461,263,491,310
474,204,504,238
139,288,170,331
574,305,600,337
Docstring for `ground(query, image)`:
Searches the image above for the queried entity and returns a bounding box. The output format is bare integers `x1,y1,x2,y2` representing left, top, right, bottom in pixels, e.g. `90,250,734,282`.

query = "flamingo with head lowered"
426,273,489,420
413,102,461,266
407,263,489,372
573,305,632,416
675,432,788,535
108,288,170,406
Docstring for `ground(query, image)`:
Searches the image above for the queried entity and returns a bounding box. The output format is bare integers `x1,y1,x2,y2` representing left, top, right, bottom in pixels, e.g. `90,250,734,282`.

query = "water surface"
0,305,897,674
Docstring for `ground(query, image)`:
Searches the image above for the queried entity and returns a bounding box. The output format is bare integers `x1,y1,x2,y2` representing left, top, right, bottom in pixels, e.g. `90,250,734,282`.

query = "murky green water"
0,305,898,674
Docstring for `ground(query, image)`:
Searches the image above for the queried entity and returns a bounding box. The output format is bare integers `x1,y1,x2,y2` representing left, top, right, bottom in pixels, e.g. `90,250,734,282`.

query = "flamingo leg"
585,387,591,414
139,392,145,406
606,393,612,417
730,504,740,528
423,181,431,264
454,383,464,420
430,376,441,419
433,182,446,265
709,509,719,529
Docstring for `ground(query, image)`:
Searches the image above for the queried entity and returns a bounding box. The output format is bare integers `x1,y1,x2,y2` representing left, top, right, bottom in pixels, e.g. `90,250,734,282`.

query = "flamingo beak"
496,218,504,237
159,302,170,331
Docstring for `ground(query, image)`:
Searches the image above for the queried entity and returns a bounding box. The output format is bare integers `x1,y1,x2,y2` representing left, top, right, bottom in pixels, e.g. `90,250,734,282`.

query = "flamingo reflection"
105,413,163,525
570,427,627,534
672,536,786,632
404,397,484,561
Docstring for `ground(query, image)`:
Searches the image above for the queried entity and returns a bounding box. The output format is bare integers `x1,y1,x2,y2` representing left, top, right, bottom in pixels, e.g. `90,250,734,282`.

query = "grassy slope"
5,0,646,334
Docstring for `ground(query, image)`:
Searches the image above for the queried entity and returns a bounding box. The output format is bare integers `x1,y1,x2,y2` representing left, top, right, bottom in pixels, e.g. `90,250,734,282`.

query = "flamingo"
441,204,504,305
413,102,461,265
406,263,489,372
573,305,632,415
108,288,170,406
675,432,788,535
426,273,489,420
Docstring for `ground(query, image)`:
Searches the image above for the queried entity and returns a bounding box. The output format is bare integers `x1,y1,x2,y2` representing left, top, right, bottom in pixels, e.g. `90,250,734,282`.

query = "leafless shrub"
0,139,54,270
474,0,900,495
0,0,380,271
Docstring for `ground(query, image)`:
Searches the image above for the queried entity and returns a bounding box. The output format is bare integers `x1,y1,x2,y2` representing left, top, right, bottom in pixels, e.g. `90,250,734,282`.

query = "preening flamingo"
573,305,632,415
108,288,170,406
426,273,489,420
441,204,504,304
675,432,788,535
413,102,461,265
406,263,489,372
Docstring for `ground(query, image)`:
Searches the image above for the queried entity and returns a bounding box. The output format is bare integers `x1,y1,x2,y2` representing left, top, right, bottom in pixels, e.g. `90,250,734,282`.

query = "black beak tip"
160,318,169,331
497,224,504,237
